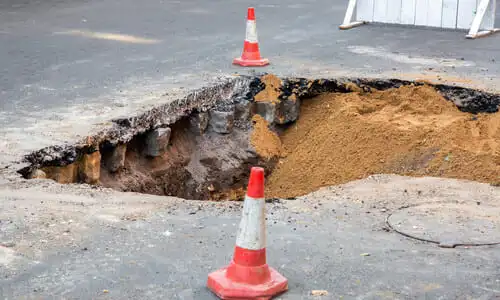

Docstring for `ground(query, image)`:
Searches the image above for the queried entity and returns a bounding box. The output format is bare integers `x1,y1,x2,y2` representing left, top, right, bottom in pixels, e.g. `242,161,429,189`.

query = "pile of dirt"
265,84,500,199
254,74,282,103
250,114,283,159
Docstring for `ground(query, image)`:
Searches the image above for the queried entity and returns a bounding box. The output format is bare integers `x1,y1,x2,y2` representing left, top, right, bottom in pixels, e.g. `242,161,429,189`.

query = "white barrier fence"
340,0,498,38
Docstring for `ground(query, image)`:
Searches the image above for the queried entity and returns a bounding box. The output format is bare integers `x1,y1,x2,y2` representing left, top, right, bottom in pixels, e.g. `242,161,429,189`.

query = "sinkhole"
18,74,500,201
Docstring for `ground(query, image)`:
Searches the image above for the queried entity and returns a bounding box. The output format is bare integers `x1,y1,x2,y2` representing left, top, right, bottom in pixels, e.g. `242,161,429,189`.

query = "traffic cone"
207,167,288,299
233,7,270,67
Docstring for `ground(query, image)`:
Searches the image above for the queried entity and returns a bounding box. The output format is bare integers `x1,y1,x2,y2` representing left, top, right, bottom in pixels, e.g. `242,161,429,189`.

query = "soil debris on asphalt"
254,74,282,103
266,84,500,198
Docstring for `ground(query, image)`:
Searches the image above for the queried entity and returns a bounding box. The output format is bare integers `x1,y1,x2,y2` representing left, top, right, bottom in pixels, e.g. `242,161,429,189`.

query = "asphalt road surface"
1,175,500,299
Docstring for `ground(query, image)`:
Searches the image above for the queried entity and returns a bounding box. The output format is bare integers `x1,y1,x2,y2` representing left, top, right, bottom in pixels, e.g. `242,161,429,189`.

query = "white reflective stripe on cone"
245,20,258,43
235,196,266,250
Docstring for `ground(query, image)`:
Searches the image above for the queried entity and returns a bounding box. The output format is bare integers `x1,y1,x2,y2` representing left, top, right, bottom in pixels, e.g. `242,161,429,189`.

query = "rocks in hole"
189,111,209,134
144,127,172,157
254,101,277,124
79,151,101,184
28,169,47,179
253,96,300,125
43,163,78,184
234,99,253,126
253,74,300,125
209,110,234,134
276,95,300,124
41,151,101,185
106,144,127,172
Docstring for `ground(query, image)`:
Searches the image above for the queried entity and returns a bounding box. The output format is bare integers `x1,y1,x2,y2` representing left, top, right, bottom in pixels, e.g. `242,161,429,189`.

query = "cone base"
233,57,270,67
207,265,288,299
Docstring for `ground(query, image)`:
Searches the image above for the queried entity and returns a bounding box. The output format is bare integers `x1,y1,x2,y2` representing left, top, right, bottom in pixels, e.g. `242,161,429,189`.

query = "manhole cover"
387,202,500,248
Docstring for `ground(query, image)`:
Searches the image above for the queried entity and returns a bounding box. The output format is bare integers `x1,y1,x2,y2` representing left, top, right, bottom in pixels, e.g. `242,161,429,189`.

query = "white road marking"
348,46,475,67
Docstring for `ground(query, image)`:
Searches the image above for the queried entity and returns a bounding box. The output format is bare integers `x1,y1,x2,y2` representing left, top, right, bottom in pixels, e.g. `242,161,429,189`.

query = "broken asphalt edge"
7,73,500,181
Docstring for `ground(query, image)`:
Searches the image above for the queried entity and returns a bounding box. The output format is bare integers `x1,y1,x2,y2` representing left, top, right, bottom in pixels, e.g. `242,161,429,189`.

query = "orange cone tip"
247,167,264,198
247,7,256,20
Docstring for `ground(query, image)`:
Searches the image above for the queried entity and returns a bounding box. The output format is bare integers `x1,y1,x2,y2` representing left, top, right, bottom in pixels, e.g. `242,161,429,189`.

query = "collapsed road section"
18,74,500,200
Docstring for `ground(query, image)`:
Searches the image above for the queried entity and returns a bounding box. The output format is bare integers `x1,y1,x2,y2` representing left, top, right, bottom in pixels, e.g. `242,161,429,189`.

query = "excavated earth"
18,74,500,201
266,84,500,198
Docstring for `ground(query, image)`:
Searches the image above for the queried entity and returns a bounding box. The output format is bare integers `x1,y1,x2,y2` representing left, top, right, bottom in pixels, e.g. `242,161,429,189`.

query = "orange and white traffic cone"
233,7,270,67
207,167,288,299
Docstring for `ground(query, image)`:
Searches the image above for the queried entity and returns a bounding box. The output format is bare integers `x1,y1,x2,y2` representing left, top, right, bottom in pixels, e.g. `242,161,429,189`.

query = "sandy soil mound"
251,114,283,159
266,84,500,198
